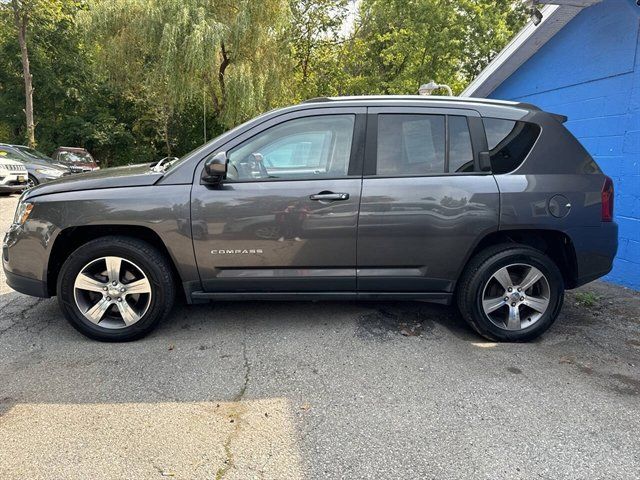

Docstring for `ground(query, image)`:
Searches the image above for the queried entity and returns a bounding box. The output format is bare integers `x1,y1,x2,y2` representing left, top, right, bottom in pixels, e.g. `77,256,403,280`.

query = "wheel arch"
47,225,184,298
457,229,579,291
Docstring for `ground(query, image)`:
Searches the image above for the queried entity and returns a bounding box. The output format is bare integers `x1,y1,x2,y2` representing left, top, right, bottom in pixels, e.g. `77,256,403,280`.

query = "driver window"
227,115,355,181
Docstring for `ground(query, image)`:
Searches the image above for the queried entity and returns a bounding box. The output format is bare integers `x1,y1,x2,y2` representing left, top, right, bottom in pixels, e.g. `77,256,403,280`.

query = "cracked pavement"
1,194,640,479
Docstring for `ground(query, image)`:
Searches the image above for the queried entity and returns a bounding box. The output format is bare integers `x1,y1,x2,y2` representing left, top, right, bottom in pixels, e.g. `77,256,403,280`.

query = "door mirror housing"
478,151,492,172
202,151,228,185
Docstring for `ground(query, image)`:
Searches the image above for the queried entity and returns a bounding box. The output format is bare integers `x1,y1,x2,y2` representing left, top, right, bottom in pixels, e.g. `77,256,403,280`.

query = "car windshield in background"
59,152,93,163
0,150,24,162
16,146,52,161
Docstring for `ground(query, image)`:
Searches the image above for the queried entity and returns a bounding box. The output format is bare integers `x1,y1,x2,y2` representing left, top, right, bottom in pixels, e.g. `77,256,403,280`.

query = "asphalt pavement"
1,193,639,479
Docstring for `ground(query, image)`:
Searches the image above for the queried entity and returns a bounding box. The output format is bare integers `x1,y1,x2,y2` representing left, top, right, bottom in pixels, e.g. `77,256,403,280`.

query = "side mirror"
478,151,492,172
202,151,228,185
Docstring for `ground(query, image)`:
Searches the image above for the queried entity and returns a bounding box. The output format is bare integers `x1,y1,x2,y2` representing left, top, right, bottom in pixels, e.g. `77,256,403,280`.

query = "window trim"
364,107,490,178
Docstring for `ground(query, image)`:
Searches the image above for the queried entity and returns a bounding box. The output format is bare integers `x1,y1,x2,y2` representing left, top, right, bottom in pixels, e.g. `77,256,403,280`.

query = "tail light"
601,176,614,222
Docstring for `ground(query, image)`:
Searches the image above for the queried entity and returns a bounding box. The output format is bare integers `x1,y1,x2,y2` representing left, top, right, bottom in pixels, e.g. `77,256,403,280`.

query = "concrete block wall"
489,0,640,290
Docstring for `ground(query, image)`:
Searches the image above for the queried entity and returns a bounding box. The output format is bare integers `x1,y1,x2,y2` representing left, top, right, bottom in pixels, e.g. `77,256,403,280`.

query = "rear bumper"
567,223,618,288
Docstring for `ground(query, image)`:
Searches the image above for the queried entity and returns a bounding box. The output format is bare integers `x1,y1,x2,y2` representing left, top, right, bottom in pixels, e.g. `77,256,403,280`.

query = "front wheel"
57,236,175,341
27,174,38,189
457,244,564,342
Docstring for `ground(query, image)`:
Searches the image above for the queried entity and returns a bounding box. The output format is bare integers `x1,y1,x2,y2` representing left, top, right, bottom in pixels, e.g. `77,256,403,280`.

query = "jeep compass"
2,96,618,341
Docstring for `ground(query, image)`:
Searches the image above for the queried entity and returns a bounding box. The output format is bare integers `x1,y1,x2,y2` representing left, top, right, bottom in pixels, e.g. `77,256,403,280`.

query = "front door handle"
309,192,349,201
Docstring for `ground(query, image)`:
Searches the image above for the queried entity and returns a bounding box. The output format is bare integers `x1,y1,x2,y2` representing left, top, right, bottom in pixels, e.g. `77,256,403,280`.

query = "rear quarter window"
483,118,540,174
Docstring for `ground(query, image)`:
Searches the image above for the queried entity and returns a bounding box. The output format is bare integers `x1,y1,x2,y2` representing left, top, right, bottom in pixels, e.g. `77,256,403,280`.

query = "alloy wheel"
481,263,550,331
73,256,152,329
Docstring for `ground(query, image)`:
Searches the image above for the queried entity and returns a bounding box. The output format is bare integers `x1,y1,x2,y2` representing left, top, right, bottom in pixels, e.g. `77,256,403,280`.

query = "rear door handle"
309,192,349,201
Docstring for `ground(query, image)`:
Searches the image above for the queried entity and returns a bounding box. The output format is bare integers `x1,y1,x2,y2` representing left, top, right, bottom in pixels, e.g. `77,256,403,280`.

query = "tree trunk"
217,42,230,114
163,114,171,157
12,2,36,148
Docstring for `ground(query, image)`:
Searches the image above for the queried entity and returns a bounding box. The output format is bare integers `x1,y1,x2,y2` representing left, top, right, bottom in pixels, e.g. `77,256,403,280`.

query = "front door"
192,110,365,292
357,107,500,294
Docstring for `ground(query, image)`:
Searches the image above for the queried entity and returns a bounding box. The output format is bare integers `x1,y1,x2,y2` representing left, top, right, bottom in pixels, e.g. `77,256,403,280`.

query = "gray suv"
2,96,618,342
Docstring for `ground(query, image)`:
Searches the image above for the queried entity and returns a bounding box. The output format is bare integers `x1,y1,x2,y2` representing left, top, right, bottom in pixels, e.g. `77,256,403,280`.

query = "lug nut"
117,297,123,302
106,296,111,301
511,302,516,307
508,287,513,292
517,287,522,292
520,296,524,301
112,281,117,286
120,287,126,293
504,297,509,301
102,286,108,291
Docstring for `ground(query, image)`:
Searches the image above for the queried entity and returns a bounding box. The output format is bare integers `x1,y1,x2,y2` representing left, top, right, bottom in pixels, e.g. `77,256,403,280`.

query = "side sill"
189,291,452,304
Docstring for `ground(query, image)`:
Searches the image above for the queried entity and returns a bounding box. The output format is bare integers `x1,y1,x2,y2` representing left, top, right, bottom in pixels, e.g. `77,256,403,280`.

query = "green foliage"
575,292,599,309
0,0,527,166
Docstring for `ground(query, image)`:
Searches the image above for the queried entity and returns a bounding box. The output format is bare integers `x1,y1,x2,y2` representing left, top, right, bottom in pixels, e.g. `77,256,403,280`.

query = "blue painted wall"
490,0,640,290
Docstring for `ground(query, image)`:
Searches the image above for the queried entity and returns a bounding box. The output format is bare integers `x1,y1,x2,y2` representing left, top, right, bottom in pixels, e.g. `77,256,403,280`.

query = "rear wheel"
57,236,175,341
457,244,564,342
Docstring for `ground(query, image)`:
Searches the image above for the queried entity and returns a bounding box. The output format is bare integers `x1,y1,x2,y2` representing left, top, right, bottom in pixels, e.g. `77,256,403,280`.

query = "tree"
288,0,350,100
1,0,65,147
333,0,527,95
83,0,292,141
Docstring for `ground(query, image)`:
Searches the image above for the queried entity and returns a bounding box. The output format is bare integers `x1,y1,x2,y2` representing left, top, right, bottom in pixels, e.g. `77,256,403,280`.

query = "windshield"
58,151,94,163
0,150,24,163
16,146,52,161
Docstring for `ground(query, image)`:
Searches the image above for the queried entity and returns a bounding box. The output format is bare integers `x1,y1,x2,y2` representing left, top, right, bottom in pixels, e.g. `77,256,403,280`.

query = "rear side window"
377,114,445,175
448,116,474,173
483,118,540,174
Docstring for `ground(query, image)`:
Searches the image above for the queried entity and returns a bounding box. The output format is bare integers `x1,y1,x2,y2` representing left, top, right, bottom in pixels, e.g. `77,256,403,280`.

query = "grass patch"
574,291,599,308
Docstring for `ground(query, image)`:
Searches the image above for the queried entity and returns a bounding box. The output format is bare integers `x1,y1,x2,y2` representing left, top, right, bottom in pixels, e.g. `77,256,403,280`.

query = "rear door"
356,107,500,295
191,107,366,292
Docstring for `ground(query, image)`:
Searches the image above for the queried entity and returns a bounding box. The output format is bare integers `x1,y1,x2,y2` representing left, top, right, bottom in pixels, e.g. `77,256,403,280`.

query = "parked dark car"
0,144,70,187
51,147,100,173
3,96,617,342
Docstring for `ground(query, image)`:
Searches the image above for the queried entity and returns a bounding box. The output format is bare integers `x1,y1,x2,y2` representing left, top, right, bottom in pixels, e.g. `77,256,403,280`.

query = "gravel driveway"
1,193,639,479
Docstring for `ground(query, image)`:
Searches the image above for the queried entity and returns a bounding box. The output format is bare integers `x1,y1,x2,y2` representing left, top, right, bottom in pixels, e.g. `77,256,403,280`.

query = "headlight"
13,199,34,225
35,168,64,177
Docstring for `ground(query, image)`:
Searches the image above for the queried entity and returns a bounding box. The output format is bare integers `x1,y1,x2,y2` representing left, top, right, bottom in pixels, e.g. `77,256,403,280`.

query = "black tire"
57,236,175,341
27,174,38,189
456,244,564,342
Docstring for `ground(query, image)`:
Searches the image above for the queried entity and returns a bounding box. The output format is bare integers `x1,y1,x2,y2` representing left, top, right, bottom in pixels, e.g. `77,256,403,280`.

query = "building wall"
490,0,640,290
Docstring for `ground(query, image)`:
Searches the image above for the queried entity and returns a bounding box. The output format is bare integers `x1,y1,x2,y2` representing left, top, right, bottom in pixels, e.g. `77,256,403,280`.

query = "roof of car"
301,95,541,111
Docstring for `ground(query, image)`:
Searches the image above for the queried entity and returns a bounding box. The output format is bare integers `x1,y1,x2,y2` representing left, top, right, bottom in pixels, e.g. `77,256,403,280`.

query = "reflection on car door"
356,107,500,295
191,108,366,292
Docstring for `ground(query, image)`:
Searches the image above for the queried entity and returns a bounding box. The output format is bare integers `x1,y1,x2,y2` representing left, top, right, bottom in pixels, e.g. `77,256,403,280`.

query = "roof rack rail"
299,95,541,111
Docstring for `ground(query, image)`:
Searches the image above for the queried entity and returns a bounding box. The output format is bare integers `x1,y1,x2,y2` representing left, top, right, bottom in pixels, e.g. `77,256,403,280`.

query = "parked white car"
0,157,28,194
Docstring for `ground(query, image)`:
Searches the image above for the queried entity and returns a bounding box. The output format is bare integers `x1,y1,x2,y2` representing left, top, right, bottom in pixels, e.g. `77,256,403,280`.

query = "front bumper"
3,267,49,297
3,222,52,298
0,174,27,193
0,184,27,193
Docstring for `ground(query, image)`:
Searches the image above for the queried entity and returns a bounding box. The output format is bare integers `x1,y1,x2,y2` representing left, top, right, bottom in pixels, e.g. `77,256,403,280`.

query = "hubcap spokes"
481,263,550,331
73,256,152,329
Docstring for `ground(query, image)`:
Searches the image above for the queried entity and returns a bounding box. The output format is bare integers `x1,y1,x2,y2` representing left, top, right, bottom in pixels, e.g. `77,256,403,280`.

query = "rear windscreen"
483,118,541,174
